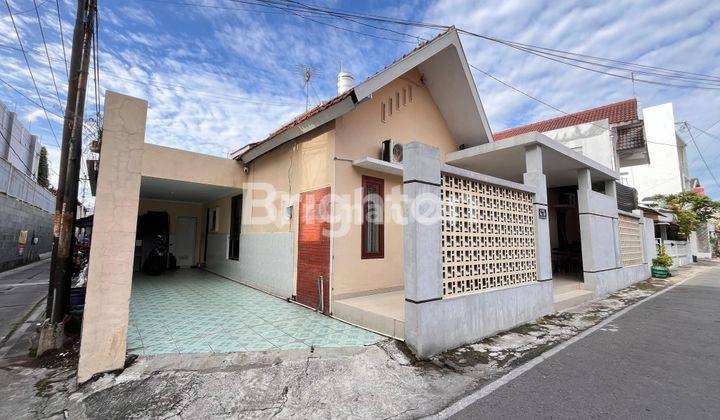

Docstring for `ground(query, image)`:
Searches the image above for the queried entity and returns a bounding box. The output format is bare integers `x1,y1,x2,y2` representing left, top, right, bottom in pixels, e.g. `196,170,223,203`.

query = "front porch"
447,131,621,303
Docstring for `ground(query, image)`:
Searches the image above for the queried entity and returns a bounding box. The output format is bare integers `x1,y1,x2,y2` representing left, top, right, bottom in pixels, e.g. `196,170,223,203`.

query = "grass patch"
580,314,601,323
634,282,659,291
508,323,542,335
34,378,49,396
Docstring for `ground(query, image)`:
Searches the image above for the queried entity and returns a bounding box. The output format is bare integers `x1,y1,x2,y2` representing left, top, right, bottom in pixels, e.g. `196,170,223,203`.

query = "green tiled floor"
127,270,383,355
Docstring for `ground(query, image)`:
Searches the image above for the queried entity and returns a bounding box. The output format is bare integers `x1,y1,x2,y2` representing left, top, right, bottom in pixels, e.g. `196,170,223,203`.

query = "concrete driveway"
128,269,383,354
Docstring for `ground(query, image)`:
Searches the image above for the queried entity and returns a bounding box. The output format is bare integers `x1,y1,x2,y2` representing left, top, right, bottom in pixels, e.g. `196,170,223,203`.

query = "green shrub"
652,245,673,268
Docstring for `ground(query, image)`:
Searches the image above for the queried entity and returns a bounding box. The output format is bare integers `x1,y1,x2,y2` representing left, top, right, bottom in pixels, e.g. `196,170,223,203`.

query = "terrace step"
554,289,595,312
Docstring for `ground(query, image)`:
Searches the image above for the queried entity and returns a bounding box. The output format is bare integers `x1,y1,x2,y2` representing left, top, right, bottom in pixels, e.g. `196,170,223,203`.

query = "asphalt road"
0,259,49,343
452,263,720,420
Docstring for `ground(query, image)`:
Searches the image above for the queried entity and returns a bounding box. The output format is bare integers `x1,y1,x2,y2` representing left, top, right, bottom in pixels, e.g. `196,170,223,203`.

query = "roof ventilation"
337,71,354,95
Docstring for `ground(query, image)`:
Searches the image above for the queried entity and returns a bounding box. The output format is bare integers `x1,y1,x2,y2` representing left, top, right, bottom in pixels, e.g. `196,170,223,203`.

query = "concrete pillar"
403,141,442,357
523,145,551,281
77,92,147,383
577,168,592,191
604,180,617,199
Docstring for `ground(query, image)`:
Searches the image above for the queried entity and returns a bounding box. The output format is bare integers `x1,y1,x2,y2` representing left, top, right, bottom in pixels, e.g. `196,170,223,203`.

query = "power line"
241,0,720,90
55,0,69,76
3,0,60,148
0,74,96,139
682,122,720,188
32,0,64,110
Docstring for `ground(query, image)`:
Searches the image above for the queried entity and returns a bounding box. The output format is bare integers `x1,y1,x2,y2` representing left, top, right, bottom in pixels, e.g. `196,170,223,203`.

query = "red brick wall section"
296,186,331,313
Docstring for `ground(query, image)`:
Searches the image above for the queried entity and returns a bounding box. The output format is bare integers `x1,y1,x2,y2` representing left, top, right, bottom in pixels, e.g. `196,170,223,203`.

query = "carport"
130,177,381,355
128,270,381,354
79,93,381,382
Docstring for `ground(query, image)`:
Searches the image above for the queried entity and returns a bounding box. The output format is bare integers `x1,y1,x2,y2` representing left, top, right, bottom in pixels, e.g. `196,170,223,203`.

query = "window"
388,97,393,116
361,176,384,259
381,102,386,122
395,91,400,109
408,85,413,102
402,88,407,106
228,194,242,260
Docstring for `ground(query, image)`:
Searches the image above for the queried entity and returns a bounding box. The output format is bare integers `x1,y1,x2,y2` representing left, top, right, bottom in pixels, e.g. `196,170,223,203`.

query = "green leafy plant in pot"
651,245,673,278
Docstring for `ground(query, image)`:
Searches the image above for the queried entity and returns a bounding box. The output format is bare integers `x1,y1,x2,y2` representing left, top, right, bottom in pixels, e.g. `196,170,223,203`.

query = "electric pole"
46,0,90,318
40,0,96,353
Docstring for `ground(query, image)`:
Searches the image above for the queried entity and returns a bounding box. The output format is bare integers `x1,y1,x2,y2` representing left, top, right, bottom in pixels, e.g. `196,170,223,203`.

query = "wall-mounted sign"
538,208,547,219
18,230,28,256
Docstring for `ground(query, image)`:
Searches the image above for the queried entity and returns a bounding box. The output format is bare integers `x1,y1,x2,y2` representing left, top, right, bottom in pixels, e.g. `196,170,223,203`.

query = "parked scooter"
143,234,169,276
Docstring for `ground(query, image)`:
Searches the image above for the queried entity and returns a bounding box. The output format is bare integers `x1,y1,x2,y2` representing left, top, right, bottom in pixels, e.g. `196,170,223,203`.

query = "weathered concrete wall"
78,92,147,383
643,215,658,264
0,194,53,271
204,232,294,298
585,264,649,297
406,281,553,356
403,142,553,357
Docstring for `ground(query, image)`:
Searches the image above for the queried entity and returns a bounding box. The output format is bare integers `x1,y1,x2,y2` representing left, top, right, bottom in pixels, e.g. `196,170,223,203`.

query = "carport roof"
140,176,241,202
446,131,619,188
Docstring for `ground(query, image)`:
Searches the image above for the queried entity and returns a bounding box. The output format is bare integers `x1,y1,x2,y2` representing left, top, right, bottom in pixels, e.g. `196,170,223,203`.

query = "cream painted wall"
331,70,459,297
142,143,246,188
243,122,335,235
138,198,204,264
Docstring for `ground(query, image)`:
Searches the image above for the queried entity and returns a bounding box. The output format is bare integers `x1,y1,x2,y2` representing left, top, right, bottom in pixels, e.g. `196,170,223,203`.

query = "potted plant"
651,245,673,278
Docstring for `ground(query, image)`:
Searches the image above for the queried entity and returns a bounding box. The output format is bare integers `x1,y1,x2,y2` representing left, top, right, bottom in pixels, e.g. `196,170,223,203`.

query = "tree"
652,191,720,239
37,146,50,188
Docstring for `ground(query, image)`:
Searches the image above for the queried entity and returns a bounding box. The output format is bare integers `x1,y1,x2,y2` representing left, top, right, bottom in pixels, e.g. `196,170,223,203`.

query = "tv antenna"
296,64,323,111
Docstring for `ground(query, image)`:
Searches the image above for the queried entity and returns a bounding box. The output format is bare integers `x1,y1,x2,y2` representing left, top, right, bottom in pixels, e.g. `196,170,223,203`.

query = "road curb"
0,258,51,279
431,266,710,419
0,296,46,359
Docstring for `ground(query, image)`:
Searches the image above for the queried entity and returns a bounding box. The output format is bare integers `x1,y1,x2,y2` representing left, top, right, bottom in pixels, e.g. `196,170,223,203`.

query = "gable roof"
236,28,494,163
493,98,639,141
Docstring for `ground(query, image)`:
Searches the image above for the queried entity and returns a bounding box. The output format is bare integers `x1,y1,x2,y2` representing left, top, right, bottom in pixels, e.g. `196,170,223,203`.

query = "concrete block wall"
403,142,554,357
0,194,53,271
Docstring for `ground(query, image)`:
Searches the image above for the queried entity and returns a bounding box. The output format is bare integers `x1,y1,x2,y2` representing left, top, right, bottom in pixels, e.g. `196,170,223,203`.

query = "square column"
78,92,148,383
402,141,442,356
523,145,551,281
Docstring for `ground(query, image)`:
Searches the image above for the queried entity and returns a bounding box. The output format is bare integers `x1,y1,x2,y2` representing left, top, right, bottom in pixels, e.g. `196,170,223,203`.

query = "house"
494,99,707,266
77,28,657,382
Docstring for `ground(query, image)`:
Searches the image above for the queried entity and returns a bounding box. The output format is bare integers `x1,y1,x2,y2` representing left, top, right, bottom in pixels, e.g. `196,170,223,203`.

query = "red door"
296,186,331,313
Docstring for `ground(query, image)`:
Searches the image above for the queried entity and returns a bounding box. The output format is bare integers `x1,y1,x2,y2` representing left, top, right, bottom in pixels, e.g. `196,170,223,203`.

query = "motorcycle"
143,234,169,276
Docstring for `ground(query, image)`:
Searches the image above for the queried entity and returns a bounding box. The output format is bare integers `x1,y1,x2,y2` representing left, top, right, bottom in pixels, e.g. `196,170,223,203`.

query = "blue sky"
1,0,719,204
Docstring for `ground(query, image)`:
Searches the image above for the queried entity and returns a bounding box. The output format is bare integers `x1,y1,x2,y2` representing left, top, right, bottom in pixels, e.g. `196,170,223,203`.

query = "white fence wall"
0,157,54,213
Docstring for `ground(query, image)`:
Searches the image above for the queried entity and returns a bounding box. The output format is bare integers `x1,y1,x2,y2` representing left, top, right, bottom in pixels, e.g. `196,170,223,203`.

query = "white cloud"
423,0,720,197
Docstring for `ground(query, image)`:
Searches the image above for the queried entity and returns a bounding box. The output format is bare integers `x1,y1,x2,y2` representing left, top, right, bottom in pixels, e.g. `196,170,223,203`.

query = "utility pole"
40,0,96,354
45,0,90,318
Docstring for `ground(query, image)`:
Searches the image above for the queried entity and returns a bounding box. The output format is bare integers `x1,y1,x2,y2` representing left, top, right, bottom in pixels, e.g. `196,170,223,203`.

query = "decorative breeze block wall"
441,173,537,297
619,214,643,266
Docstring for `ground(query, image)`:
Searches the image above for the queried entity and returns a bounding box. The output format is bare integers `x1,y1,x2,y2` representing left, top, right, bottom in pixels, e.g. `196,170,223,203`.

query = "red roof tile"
493,98,639,140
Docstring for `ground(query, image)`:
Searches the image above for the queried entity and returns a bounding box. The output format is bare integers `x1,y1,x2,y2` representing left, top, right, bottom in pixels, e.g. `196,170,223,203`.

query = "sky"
1,0,719,206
